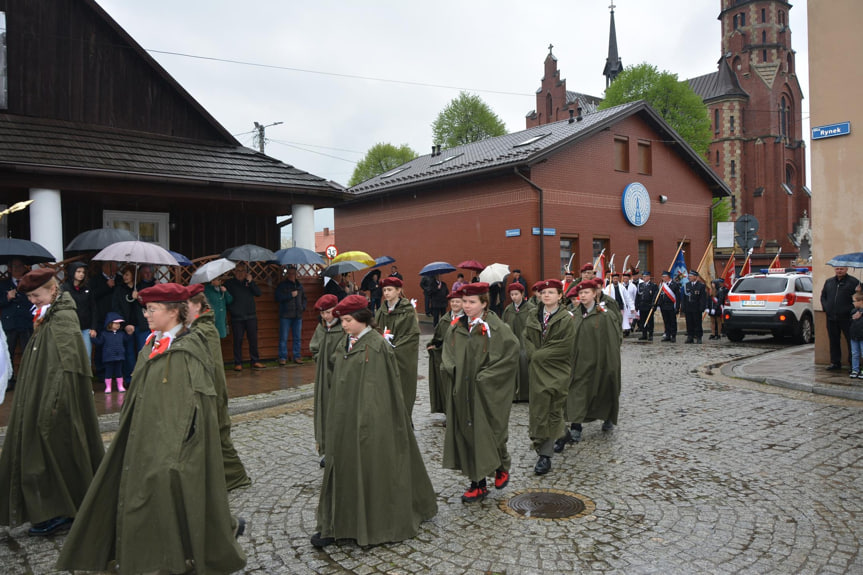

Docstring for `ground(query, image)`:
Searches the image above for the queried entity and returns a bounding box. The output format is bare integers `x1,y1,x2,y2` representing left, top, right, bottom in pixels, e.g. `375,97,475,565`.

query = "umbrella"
827,253,863,268
479,263,510,284
332,251,375,267
221,244,276,262
375,255,396,267
323,260,369,278
190,258,236,285
92,241,179,266
66,228,137,252
168,250,192,266
419,261,456,276
458,259,485,272
271,247,326,266
0,238,56,265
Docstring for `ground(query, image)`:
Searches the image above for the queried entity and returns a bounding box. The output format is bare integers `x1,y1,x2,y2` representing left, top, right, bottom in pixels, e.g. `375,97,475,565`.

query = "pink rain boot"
116,378,126,393
104,379,112,393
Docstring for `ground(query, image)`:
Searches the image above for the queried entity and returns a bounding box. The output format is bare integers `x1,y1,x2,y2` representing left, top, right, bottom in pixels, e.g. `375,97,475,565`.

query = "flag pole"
768,248,782,269
695,239,714,276
644,237,687,325
719,247,735,281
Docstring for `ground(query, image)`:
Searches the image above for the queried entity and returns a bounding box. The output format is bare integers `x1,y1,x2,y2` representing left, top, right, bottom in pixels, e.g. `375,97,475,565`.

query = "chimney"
324,227,330,236
436,144,441,156
431,145,437,156
568,109,575,123
576,107,583,122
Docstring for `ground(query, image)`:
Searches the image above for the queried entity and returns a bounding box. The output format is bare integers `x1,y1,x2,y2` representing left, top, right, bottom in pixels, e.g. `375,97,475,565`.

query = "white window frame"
0,12,8,110
103,210,170,249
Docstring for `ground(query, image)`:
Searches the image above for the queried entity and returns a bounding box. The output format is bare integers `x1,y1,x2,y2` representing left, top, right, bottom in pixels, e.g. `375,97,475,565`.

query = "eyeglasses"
143,307,161,315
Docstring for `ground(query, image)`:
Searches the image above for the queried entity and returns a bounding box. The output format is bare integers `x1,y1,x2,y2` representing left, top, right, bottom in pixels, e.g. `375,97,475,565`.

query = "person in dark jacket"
111,265,140,381
682,270,708,344
91,312,130,393
133,265,156,351
62,261,96,359
0,258,32,390
849,293,863,378
820,266,862,370
224,261,263,371
635,271,659,340
419,274,434,317
88,261,119,379
275,265,307,365
708,278,729,340
360,269,382,312
426,275,449,327
657,271,681,342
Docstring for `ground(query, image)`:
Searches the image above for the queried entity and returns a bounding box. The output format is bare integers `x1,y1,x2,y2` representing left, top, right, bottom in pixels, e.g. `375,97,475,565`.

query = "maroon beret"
461,282,490,296
591,279,604,288
580,262,594,273
534,278,563,292
381,277,403,289
506,282,525,293
138,283,190,304
611,272,621,278
446,288,464,300
574,280,597,295
314,294,339,311
332,294,370,317
187,284,205,297
18,268,56,292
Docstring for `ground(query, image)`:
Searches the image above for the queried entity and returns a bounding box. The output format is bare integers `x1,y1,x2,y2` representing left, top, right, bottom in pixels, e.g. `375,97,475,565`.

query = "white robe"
604,282,636,330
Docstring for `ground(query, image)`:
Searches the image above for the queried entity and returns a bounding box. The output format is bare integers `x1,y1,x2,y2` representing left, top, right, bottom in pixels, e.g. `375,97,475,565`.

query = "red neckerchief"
148,334,173,358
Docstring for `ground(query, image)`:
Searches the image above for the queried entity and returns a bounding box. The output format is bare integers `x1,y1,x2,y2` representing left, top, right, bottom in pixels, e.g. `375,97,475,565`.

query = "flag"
721,252,736,286
740,249,753,277
695,240,715,285
768,248,782,270
594,252,606,283
671,249,688,284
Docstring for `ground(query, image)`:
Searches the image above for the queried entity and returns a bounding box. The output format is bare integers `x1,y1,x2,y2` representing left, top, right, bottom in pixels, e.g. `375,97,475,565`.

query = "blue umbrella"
271,247,326,266
827,253,863,268
419,261,456,276
168,250,192,266
375,255,396,267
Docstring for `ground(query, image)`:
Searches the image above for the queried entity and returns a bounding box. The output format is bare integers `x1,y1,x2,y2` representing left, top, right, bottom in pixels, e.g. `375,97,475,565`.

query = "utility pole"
253,121,283,153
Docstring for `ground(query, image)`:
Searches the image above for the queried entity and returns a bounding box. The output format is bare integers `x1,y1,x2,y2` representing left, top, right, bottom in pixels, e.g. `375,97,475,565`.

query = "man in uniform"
657,271,680,342
635,271,658,340
0,259,31,391
682,270,708,344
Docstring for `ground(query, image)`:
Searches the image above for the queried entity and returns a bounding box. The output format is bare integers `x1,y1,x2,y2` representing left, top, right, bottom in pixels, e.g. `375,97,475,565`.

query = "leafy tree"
600,63,712,157
432,92,507,149
348,143,418,187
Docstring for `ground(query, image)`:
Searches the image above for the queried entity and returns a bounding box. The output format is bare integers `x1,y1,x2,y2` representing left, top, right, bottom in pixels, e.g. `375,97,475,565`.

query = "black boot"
534,455,552,475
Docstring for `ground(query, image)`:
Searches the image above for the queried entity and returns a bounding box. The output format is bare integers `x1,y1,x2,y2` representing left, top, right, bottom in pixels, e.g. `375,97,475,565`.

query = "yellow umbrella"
331,250,375,266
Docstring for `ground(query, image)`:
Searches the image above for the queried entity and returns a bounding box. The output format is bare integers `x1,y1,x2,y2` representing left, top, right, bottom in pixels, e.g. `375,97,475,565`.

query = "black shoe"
826,364,842,371
695,338,702,344
661,335,670,342
28,516,72,536
685,337,694,344
553,429,572,453
319,456,325,468
648,334,654,341
534,455,552,475
311,532,335,548
233,517,246,539
601,420,614,432
670,337,676,343
638,333,648,341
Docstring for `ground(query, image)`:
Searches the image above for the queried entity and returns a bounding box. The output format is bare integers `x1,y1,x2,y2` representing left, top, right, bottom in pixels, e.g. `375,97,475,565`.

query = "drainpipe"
514,167,545,278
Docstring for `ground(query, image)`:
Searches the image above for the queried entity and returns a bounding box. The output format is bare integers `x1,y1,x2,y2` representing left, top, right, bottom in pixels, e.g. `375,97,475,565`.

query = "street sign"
734,214,760,250
812,121,851,140
531,227,556,236
505,228,521,237
325,244,338,259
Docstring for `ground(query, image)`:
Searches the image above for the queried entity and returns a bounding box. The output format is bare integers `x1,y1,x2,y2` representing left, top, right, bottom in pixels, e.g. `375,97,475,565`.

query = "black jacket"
427,280,449,311
656,281,680,313
63,280,96,331
224,278,261,321
850,308,863,340
0,277,33,332
820,274,861,320
275,278,307,318
90,272,121,329
635,281,659,310
681,281,708,314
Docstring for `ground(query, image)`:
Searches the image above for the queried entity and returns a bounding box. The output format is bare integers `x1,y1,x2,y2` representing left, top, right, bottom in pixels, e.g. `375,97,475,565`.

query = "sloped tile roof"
0,114,343,194
687,59,748,102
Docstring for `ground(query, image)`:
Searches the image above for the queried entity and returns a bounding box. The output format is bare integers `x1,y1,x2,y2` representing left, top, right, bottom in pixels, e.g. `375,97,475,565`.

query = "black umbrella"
0,238,56,265
66,228,137,252
271,247,326,266
221,244,277,262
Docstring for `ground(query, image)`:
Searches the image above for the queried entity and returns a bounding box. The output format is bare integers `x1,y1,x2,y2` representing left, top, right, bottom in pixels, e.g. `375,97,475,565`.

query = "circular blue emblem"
621,182,651,227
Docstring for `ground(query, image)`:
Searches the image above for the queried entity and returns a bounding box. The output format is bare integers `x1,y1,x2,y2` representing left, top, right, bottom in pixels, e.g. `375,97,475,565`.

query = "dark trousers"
638,308,654,335
826,317,852,367
430,308,444,327
5,328,31,377
123,336,137,381
660,308,678,337
685,311,703,338
232,317,260,365
104,360,124,379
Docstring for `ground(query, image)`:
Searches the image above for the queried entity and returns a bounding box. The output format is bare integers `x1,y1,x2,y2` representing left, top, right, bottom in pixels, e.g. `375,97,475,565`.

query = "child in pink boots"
91,312,129,392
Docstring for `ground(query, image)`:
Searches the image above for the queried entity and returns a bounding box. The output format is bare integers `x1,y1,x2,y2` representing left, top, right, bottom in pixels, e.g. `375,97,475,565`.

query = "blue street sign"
531,227,557,236
812,122,851,140
505,228,521,237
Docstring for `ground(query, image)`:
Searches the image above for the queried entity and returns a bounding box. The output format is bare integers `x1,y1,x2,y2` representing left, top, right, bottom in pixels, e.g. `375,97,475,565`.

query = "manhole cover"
500,489,594,520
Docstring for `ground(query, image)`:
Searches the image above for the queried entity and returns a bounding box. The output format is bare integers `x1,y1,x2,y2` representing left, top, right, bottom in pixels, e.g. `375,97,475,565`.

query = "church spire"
603,2,623,88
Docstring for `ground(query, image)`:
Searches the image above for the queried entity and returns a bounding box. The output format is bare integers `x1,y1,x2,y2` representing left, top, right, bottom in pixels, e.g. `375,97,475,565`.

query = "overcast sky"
97,0,810,232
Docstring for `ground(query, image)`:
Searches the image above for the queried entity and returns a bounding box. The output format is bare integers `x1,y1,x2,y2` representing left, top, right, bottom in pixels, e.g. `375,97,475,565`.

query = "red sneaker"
461,483,488,503
494,469,510,490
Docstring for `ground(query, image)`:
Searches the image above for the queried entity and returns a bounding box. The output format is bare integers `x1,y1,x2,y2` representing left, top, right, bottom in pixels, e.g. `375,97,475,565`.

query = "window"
560,237,578,274
637,140,652,175
733,14,739,29
546,93,553,121
380,166,409,179
762,49,767,62
592,238,609,260
730,115,735,133
0,12,7,110
786,164,795,187
637,240,653,276
514,134,550,148
741,109,745,132
779,10,785,26
762,8,766,22
430,153,463,166
740,13,745,26
787,53,794,74
762,30,767,44
780,96,788,138
104,210,170,249
714,109,720,134
614,136,629,172
715,150,720,166
730,160,736,177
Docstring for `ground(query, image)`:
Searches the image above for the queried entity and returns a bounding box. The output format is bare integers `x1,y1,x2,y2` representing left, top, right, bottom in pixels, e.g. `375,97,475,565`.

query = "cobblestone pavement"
2,335,862,575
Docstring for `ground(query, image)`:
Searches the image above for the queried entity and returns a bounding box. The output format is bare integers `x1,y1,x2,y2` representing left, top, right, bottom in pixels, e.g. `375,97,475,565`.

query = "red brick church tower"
689,0,808,259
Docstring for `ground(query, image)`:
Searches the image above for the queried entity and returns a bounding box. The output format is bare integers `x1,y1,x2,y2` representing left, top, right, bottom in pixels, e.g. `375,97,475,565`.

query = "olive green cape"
426,311,454,414
0,291,104,527
523,306,576,445
440,312,518,480
56,328,246,575
316,329,437,546
374,297,420,416
191,311,250,490
502,300,536,402
309,318,344,454
566,303,622,425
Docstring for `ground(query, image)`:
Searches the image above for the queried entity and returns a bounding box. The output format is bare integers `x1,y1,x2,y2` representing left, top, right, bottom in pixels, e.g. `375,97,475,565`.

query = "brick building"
338,101,730,310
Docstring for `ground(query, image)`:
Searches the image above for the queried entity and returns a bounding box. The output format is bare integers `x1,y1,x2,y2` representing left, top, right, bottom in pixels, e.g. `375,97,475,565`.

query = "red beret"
580,263,594,273
460,282,489,296
138,283,190,304
591,279,604,288
332,294,370,317
446,288,464,300
381,277,403,289
314,294,339,311
18,268,56,292
611,272,621,278
534,279,563,292
506,282,525,293
187,284,205,297
567,281,597,297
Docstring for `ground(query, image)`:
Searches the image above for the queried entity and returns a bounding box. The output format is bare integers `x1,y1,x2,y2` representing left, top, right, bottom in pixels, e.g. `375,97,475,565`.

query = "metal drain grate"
500,489,595,520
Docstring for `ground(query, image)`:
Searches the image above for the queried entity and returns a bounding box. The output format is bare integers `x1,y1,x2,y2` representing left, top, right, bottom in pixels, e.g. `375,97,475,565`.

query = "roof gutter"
513,167,546,278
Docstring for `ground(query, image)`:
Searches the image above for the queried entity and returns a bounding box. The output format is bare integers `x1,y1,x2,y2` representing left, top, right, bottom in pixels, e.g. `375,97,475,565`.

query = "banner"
695,240,715,284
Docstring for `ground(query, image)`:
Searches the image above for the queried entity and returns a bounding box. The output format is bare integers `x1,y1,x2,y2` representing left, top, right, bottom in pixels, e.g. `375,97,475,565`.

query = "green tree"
600,63,712,157
348,143,418,187
432,92,507,148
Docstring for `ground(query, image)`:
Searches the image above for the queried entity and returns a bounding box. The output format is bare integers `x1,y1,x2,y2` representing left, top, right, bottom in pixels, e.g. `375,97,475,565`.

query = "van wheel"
726,330,745,342
793,314,813,345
